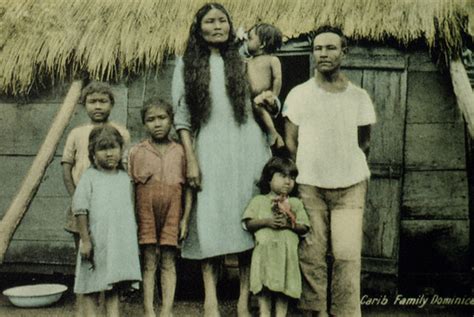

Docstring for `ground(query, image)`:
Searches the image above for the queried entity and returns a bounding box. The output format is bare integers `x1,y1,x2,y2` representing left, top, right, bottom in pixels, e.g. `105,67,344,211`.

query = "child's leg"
143,245,158,317
82,292,98,317
257,290,272,317
73,233,85,317
160,247,177,317
237,252,251,317
105,288,119,317
202,257,220,317
275,295,289,317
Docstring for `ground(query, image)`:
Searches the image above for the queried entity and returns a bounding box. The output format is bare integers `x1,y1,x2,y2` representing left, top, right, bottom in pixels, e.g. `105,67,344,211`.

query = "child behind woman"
245,23,284,148
243,156,310,317
128,98,193,317
72,125,141,317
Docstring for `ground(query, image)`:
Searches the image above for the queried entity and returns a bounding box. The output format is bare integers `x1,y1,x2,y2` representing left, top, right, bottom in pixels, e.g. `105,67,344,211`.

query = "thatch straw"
0,0,471,95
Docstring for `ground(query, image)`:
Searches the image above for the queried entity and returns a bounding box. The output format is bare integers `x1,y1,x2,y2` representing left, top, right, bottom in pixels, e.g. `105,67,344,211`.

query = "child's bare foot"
203,302,220,317
144,307,156,317
237,300,252,317
160,306,173,317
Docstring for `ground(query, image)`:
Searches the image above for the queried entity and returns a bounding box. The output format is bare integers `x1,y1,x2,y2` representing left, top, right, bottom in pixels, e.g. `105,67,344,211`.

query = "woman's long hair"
183,3,248,130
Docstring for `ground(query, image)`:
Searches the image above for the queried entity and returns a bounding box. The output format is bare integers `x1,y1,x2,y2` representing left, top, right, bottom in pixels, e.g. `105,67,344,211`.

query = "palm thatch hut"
0,0,473,294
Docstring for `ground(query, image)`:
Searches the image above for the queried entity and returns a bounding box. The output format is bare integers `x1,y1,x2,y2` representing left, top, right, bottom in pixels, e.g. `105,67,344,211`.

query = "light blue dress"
72,168,141,294
172,53,271,259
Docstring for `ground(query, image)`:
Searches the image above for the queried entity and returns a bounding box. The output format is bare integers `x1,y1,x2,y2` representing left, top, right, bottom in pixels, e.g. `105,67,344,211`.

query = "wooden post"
0,80,83,263
450,59,474,137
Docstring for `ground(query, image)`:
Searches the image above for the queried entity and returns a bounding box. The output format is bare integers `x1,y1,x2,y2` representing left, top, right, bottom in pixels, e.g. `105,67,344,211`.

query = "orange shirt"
128,139,186,186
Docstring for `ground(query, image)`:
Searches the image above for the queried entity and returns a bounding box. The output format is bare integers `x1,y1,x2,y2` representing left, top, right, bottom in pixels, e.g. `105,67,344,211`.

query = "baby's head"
257,156,298,195
247,23,283,55
88,124,124,170
141,98,174,142
81,81,115,123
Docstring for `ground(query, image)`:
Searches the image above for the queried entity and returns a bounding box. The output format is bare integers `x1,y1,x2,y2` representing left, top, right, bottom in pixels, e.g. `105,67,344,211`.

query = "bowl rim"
2,283,68,298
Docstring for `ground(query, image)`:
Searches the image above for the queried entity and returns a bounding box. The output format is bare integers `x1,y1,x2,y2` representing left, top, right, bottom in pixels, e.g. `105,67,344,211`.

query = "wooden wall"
0,47,470,294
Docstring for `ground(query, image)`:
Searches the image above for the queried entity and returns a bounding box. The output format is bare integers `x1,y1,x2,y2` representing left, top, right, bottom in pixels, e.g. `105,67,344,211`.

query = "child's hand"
253,91,277,114
80,240,93,263
186,156,201,190
267,213,289,229
179,219,189,241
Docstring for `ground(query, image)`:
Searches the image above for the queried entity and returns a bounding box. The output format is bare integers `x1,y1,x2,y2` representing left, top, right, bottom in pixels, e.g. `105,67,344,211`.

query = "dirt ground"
1,289,472,317
0,272,471,316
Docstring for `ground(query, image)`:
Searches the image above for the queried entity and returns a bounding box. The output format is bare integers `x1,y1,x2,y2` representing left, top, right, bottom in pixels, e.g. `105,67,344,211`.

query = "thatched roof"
0,0,472,95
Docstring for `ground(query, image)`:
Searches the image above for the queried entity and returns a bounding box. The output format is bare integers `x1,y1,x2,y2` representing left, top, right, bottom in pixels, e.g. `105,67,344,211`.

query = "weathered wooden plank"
0,157,67,200
11,197,72,241
144,60,176,105
363,178,401,259
0,85,129,155
362,257,398,275
405,123,466,170
408,52,439,72
450,58,474,137
402,171,468,220
343,54,406,70
127,106,147,143
4,239,75,265
399,220,470,273
363,70,406,167
407,71,460,124
127,77,146,109
344,69,363,87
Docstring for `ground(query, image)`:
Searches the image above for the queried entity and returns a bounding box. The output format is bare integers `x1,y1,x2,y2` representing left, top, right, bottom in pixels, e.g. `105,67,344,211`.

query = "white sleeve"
282,87,301,126
357,90,376,126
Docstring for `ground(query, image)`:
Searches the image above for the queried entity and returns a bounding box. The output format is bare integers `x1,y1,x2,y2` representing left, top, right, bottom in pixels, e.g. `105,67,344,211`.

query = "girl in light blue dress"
73,125,141,316
172,3,271,316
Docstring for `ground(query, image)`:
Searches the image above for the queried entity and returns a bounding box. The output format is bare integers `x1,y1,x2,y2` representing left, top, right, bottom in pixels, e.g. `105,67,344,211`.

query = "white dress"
172,53,271,259
72,168,141,294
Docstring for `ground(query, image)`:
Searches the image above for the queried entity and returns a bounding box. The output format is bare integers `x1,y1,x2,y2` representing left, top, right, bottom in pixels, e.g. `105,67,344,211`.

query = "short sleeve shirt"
128,139,186,186
61,122,131,185
283,79,376,188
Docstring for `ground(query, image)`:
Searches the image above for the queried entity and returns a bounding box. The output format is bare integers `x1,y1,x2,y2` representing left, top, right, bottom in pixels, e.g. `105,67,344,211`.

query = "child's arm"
179,186,193,241
289,222,309,236
76,212,93,264
62,163,76,196
270,56,282,97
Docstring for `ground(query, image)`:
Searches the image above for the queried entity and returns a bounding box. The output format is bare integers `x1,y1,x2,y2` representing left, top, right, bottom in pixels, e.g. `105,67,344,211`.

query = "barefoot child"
245,23,284,148
73,125,141,316
62,81,130,244
61,81,130,314
243,157,310,317
128,98,193,317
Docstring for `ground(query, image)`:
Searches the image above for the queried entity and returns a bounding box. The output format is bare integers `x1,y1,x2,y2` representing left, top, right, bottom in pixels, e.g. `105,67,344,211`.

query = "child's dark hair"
140,97,174,124
257,156,298,195
88,125,124,169
312,25,348,50
250,23,283,54
80,81,115,106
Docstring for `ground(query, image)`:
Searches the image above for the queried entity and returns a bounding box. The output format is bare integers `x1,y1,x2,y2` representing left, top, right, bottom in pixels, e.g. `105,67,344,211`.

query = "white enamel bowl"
2,283,68,308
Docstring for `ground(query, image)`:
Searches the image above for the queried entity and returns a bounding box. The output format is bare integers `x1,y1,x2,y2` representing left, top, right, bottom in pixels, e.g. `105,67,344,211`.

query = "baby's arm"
270,56,282,97
62,163,75,196
179,186,193,241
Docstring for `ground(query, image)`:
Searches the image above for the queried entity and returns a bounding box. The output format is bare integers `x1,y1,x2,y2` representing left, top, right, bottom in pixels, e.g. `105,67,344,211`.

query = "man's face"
312,32,345,74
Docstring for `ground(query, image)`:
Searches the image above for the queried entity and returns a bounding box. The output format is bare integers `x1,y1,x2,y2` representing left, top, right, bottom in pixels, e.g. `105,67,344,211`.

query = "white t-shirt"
283,79,376,189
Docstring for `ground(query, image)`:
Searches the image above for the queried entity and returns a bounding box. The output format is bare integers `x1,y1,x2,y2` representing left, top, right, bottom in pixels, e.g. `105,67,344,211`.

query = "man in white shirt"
283,26,376,317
